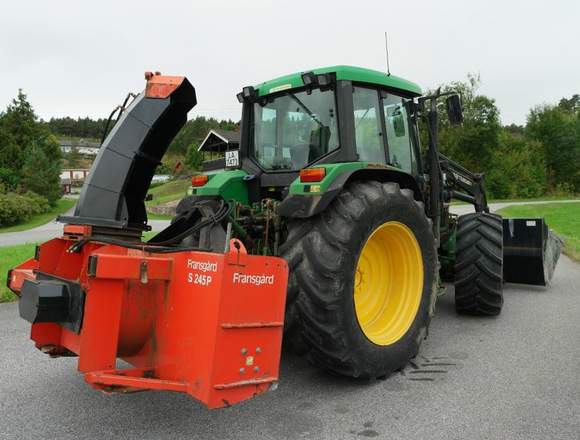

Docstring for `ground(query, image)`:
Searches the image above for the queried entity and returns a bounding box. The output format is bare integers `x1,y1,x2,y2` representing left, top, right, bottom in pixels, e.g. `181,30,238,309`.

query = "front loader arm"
439,153,489,213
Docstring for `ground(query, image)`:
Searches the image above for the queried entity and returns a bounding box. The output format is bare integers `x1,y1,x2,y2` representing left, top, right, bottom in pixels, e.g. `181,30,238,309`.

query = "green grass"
0,198,77,233
146,212,173,220
0,243,36,302
142,231,157,241
490,194,579,204
451,194,579,206
497,202,580,261
145,179,191,207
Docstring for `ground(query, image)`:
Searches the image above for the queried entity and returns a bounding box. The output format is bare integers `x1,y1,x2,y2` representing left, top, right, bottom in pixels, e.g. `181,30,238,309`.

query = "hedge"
0,192,51,227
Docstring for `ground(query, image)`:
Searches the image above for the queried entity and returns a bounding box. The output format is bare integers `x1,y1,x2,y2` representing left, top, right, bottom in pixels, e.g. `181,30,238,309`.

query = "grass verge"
497,202,580,261
0,243,36,302
451,194,579,206
489,194,578,204
145,179,190,207
0,198,77,233
147,212,173,220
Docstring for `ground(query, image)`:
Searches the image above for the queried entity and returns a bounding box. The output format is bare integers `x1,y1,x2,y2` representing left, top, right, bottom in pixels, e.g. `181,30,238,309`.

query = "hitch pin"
140,261,148,284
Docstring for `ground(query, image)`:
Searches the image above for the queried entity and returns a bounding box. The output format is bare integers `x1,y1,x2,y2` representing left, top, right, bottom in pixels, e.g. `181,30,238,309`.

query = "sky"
1,0,578,126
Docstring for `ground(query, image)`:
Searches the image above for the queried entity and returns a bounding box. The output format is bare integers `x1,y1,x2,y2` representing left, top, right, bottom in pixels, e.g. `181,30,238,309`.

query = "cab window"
383,94,416,173
353,87,385,164
252,88,339,170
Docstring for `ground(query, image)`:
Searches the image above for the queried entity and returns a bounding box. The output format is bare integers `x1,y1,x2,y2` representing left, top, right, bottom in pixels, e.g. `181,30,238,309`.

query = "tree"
558,94,580,113
185,142,203,171
168,116,237,155
0,90,39,148
486,130,547,199
526,102,580,192
46,116,107,139
0,125,21,187
504,123,525,136
0,90,40,173
0,90,62,203
21,145,62,204
67,141,82,168
434,74,502,174
0,166,20,189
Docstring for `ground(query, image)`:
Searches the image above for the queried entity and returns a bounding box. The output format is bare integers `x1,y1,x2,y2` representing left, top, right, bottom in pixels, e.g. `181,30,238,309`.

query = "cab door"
380,92,419,175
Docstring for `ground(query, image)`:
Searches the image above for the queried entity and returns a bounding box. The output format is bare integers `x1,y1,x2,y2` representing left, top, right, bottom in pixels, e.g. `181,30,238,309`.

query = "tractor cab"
232,66,424,196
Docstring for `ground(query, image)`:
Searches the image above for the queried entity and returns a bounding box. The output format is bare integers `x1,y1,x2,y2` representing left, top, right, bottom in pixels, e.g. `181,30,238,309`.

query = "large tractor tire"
280,181,437,378
454,213,504,316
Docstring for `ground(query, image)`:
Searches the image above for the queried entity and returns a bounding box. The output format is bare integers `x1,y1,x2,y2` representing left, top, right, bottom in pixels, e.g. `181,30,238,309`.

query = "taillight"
299,167,326,183
191,175,209,187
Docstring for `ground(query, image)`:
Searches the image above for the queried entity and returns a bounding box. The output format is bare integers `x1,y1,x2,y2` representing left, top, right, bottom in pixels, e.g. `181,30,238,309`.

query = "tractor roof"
254,65,422,97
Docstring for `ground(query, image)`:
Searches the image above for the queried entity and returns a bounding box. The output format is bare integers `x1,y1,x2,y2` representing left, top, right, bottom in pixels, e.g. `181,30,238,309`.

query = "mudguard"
278,164,423,219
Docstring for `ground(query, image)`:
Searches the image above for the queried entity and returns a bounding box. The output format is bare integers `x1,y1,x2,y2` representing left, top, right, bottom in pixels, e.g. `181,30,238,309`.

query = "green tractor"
154,65,560,379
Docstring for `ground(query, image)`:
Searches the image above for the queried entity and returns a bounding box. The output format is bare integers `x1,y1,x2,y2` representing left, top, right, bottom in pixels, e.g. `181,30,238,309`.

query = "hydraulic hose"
68,201,232,254
146,200,232,247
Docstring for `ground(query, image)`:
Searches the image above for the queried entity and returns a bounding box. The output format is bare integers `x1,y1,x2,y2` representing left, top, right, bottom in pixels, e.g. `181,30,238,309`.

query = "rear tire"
280,181,437,378
454,213,504,316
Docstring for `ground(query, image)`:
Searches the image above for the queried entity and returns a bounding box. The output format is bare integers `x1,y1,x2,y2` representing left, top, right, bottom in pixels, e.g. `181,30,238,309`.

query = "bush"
550,182,577,198
0,191,51,227
526,104,580,192
486,131,547,199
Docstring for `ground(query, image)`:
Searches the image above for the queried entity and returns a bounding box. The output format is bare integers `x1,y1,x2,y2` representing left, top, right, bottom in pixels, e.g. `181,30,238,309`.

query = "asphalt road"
1,255,579,439
0,206,170,247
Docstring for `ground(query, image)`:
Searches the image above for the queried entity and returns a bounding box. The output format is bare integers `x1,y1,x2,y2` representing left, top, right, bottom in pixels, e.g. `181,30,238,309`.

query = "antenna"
385,32,391,76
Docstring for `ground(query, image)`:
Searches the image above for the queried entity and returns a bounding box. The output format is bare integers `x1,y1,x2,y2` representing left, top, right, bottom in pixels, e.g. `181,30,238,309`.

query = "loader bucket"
502,218,562,286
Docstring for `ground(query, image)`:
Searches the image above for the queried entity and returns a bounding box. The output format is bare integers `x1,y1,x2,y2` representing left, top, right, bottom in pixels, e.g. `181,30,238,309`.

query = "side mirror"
446,94,464,125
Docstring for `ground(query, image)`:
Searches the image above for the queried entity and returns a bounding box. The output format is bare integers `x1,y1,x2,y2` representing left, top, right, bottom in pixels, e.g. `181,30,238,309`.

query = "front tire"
454,213,504,316
281,181,437,378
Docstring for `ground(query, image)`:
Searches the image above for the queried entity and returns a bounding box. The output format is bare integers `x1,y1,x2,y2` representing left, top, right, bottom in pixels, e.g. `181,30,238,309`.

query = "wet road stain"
399,354,464,382
357,429,379,437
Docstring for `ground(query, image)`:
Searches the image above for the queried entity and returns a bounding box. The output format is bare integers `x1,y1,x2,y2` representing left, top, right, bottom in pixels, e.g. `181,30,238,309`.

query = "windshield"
251,88,339,170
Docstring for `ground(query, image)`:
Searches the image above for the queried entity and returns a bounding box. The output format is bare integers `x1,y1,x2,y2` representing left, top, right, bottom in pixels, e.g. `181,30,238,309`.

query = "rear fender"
278,165,424,219
191,169,250,205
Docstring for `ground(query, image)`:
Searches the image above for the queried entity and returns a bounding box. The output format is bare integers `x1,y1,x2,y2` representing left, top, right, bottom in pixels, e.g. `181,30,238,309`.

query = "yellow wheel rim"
354,221,423,346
